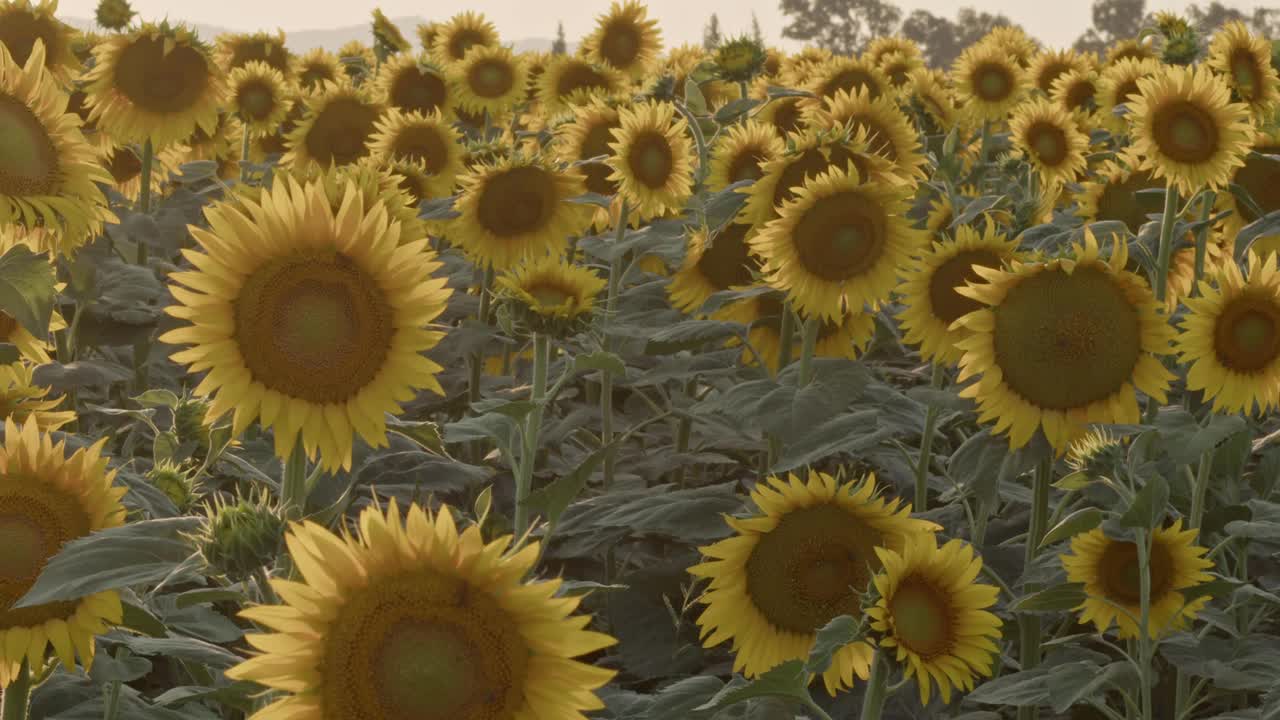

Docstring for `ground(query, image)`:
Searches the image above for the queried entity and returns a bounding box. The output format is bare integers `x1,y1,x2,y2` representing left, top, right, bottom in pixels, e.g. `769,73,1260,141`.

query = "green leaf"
174,588,246,609
471,398,538,422
1153,409,1248,467
0,244,54,336
385,418,446,455
108,633,243,668
1117,474,1169,530
805,615,861,675
965,668,1050,706
1046,661,1138,714
574,351,626,376
120,596,167,638
444,413,520,464
14,518,202,608
641,676,726,720
644,319,743,354
691,660,809,712
521,444,615,525
1011,583,1087,613
556,580,629,596
1040,508,1105,549
1053,470,1093,490
133,389,181,409
683,79,708,115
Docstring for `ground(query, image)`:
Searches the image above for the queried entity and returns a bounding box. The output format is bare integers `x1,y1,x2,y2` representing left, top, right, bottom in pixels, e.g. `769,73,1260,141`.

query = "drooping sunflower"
449,44,526,117
1029,48,1094,96
0,41,113,256
868,536,1002,706
451,154,591,270
898,223,1021,366
1123,64,1255,196
430,11,500,66
606,100,695,222
751,166,921,322
371,8,411,59
0,361,73,430
367,108,464,200
416,21,439,52
83,21,227,148
706,119,785,192
953,230,1177,452
668,222,761,316
905,68,958,132
1096,57,1162,135
1061,520,1214,639
0,0,77,80
292,48,344,94
1009,97,1090,187
0,416,127,687
690,471,936,696
536,56,626,118
281,80,385,171
803,86,928,181
952,42,1027,123
1176,251,1280,413
160,177,453,472
373,52,453,119
1207,21,1279,121
225,500,616,720
217,30,291,77
495,253,607,326
227,61,290,139
807,56,891,105
583,0,663,80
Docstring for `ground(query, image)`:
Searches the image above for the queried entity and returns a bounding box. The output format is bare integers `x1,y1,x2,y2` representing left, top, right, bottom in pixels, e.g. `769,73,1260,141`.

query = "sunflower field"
1,0,1280,717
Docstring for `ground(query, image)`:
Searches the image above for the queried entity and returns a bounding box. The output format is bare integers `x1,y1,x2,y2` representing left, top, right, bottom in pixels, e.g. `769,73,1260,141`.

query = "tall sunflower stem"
1191,190,1215,297
776,301,794,373
1190,447,1214,531
1153,182,1180,304
601,201,630,489
239,128,252,184
1137,528,1155,720
280,441,309,521
858,650,890,720
466,265,497,460
672,378,695,488
138,139,154,219
797,315,818,387
514,332,550,541
1017,455,1052,720
913,363,945,511
1,658,28,720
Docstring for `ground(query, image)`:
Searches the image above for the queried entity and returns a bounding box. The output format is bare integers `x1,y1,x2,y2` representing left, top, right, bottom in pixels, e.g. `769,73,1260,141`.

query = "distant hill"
61,15,571,54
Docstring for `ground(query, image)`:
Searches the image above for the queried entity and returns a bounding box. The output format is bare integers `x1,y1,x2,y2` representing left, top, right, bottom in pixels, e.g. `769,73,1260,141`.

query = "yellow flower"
281,79,385,171
1009,97,1090,187
583,0,663,80
160,176,453,472
0,0,78,81
292,48,343,94
1217,128,1280,245
905,68,958,132
228,61,291,138
0,361,73,430
1096,57,1162,135
373,52,453,119
367,108,464,201
430,11,499,66
1176,251,1280,414
536,55,626,118
806,56,891,105
877,50,924,92
1029,48,1095,95
953,230,1176,452
225,500,616,720
706,119,785,192
804,85,928,181
952,41,1027,123
667,222,761,316
1062,521,1214,639
864,36,922,70
1074,160,1163,235
216,30,292,77
449,44,526,117
868,536,1003,706
1207,20,1279,121
689,471,937,696
495,254,607,321
1050,67,1102,128
606,99,695,222
1105,39,1159,67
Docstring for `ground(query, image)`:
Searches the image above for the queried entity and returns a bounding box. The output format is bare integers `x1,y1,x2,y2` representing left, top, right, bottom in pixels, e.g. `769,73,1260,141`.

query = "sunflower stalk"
1137,528,1155,720
280,441,308,521
913,363,945,511
239,129,252,183
797,315,818,387
467,265,497,461
1191,190,1215,296
1017,455,1053,720
514,332,550,541
858,649,890,720
775,301,794,373
1153,183,1180,303
601,201,630,489
1,658,29,720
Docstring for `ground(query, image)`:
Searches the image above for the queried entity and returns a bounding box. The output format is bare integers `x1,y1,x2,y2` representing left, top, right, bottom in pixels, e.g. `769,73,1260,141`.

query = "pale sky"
54,0,1261,50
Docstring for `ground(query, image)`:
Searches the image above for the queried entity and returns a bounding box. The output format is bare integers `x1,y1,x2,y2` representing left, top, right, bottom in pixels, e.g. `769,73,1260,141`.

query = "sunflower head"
228,60,290,138
1096,57,1162,134
803,85,928,181
952,41,1028,123
1207,21,1280,121
1050,68,1101,126
905,68,958,133
1010,97,1090,187
583,0,663,79
373,52,452,119
0,360,72,431
431,11,499,66
668,222,761,316
807,56,890,104
0,0,77,80
606,99,695,222
93,0,134,31
337,40,376,83
982,26,1038,67
293,48,344,94
1106,38,1159,66
496,255,606,336
552,96,623,228
449,44,527,117
1030,48,1093,95
147,460,197,513
714,35,767,83
217,30,291,78
536,55,626,118
1065,427,1127,480
690,471,938,695
282,80,385,170
367,107,463,200
193,489,285,582
371,8,412,61
706,119,784,192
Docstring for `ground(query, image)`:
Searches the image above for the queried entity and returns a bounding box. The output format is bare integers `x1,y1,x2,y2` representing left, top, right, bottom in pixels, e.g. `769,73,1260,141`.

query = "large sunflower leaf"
0,243,54,337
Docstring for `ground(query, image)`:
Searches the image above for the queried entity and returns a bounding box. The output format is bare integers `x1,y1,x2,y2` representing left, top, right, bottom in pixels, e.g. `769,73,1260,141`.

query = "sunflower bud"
714,36,766,84
173,396,212,449
148,461,197,512
195,491,286,582
1162,30,1201,66
1065,428,1127,483
95,0,135,32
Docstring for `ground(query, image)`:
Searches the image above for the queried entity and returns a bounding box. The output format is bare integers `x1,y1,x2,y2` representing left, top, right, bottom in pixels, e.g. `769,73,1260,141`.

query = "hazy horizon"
56,0,1261,50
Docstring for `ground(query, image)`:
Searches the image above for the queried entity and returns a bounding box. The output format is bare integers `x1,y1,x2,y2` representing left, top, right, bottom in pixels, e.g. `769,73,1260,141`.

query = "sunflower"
292,49,344,94
227,61,290,138
750,81,806,138
0,361,73,430
923,192,955,239
100,143,161,203
451,154,591,270
1207,21,1279,121
367,108,463,200
952,42,1027,123
536,56,625,118
83,21,227,148
751,166,921,322
898,223,1021,366
226,500,616,720
1096,58,1162,135
337,40,376,82
1175,251,1280,413
690,471,936,696
706,119,784,193
281,80,385,171
495,254,606,325
0,41,113,256
780,46,832,82
668,222,760,316
868,536,1002,706
430,11,499,66
216,30,291,77
981,26,1038,67
803,86,928,180
416,21,439,52
1009,97,1090,187
905,68,959,132
606,100,695,222
1029,48,1094,95
1106,39,1159,67
1074,160,1163,235
807,56,890,105
877,51,924,92
583,0,662,80
864,36,922,69
371,8,411,59
0,415,127,688
161,177,452,472
264,160,428,247
1218,129,1280,242
953,230,1176,452
0,0,77,80
1062,520,1213,639
553,97,622,228
1123,64,1255,196
373,52,453,119
737,292,875,371
65,86,109,153
449,44,526,117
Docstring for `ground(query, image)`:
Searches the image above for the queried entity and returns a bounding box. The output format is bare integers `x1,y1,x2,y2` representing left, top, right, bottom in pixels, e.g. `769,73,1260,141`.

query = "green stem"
1153,183,1179,304
1189,448,1214,530
913,363,944,511
858,650,890,720
514,332,550,540
1137,528,1155,720
1017,455,1052,720
775,301,794,373
601,201,629,489
978,120,991,167
797,315,818,387
138,139,154,217
1191,190,1215,298
280,441,308,521
1,658,28,720
239,127,252,184
672,378,694,488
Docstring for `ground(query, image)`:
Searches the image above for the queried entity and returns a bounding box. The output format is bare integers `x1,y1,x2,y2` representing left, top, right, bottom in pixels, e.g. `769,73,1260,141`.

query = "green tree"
751,12,765,45
779,0,902,55
552,21,567,55
1186,1,1248,32
1073,0,1146,55
900,7,1016,68
704,13,723,50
